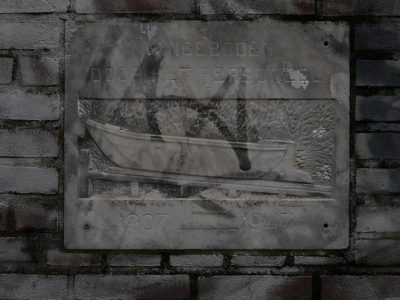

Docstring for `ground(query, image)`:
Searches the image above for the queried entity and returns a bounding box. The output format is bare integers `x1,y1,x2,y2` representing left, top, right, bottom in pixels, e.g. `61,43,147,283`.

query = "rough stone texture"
198,276,312,299
47,248,101,266
0,90,60,120
0,166,58,194
357,168,400,194
231,255,286,267
324,0,400,16
354,239,400,266
108,254,161,267
170,255,223,267
14,202,58,231
356,95,400,121
0,0,70,13
294,256,344,265
356,133,400,159
356,60,400,87
72,275,190,300
74,0,193,13
0,237,33,262
0,274,68,299
20,57,59,86
322,276,400,299
0,129,58,157
198,0,314,14
356,207,400,232
0,22,61,49
356,21,400,50
0,57,13,84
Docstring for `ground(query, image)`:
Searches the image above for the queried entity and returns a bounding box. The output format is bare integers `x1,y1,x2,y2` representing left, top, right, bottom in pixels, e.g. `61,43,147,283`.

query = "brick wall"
0,0,399,299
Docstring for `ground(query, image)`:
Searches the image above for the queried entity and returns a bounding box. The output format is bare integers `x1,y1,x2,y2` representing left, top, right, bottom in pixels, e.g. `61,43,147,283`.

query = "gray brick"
198,276,312,300
322,276,400,299
108,254,161,267
354,239,400,266
0,57,13,84
294,256,344,265
0,129,58,157
357,168,400,194
170,254,223,267
0,202,7,230
72,275,190,300
231,255,286,267
356,207,400,233
20,57,59,86
356,21,400,50
14,202,58,231
0,22,61,49
357,60,400,87
74,0,193,13
198,0,314,14
324,0,400,16
0,274,68,299
0,237,32,262
0,166,58,194
356,95,400,122
356,133,400,160
47,248,101,266
0,0,69,13
0,90,60,120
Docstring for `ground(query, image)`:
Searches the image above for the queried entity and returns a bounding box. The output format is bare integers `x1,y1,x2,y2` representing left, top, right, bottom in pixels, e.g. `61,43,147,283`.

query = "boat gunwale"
86,119,293,151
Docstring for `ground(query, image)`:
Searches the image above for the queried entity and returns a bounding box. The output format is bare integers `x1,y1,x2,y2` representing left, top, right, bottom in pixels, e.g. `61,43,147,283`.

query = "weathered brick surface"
356,133,400,160
0,129,58,157
74,0,193,13
108,254,161,267
354,239,400,266
170,254,223,267
198,276,312,299
0,274,68,299
322,276,400,299
356,95,400,122
198,0,314,14
356,21,400,50
14,202,58,231
0,22,61,49
0,57,13,84
231,255,286,267
324,0,400,16
0,203,7,230
72,275,190,300
20,57,59,86
356,60,400,87
0,166,58,194
0,90,60,120
0,237,33,262
356,207,400,232
294,256,344,265
47,248,101,266
357,168,400,194
0,0,70,13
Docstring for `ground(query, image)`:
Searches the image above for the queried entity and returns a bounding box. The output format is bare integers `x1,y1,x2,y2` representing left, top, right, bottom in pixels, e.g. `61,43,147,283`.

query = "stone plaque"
65,20,349,249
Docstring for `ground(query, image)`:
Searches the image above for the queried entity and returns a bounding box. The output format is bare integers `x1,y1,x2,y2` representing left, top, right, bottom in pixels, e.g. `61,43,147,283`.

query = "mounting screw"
84,223,90,230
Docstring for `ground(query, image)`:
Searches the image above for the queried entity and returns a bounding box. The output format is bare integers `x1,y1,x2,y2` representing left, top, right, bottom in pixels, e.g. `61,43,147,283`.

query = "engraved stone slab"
65,20,350,249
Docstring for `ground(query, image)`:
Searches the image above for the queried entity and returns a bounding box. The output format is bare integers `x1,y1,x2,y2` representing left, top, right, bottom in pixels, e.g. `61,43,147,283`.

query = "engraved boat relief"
85,118,334,197
86,119,312,183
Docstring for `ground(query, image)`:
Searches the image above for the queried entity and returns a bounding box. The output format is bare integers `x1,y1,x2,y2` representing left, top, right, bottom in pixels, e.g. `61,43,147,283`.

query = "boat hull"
86,119,312,183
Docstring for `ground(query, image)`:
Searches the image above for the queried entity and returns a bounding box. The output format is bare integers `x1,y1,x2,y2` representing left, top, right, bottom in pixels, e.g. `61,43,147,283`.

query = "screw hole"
84,224,90,230
324,41,329,47
323,223,329,229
